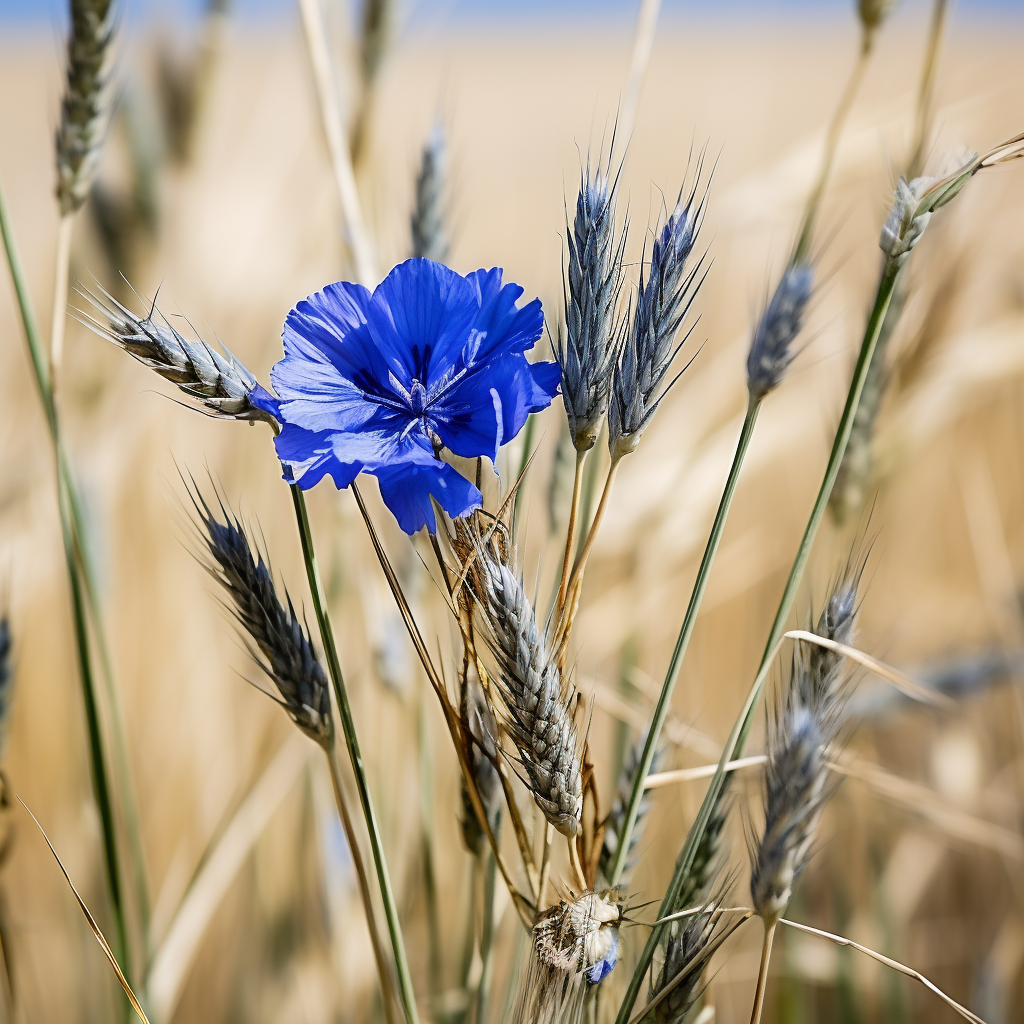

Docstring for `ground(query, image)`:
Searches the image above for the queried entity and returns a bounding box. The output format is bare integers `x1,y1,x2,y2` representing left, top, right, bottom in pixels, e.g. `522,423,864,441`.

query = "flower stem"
1,178,133,986
289,484,420,1024
748,920,777,1024
326,740,401,1024
557,450,587,614
608,398,760,888
614,255,902,1024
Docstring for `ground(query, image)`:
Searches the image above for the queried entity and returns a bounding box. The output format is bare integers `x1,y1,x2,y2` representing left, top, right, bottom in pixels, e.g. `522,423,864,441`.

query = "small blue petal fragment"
266,258,558,533
586,932,619,985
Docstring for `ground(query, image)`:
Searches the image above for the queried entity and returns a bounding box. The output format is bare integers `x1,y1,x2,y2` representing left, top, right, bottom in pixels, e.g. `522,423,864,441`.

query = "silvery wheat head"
57,0,118,215
651,884,736,1024
474,544,583,837
190,486,333,748
609,176,707,459
558,157,629,451
411,123,449,263
459,676,503,856
75,285,279,425
749,564,863,923
598,728,664,886
746,261,814,401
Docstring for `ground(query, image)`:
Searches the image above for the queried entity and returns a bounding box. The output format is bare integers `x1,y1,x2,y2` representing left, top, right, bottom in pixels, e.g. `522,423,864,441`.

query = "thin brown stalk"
537,823,554,910
907,0,949,180
778,918,986,1024
782,630,957,711
567,835,587,893
297,0,376,288
747,919,777,1024
556,450,587,614
616,0,663,155
326,742,401,1024
432,529,539,897
645,755,768,789
20,799,150,1024
351,484,535,924
559,455,621,643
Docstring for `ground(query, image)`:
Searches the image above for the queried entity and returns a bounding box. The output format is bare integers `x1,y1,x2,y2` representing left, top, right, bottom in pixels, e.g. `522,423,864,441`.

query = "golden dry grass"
1,6,1024,1022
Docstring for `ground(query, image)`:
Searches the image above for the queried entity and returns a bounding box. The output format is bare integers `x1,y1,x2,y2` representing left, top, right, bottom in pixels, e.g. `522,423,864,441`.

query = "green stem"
512,411,537,527
288,485,420,1024
614,255,902,1024
1,179,132,983
475,852,497,1024
57,469,130,981
608,399,761,887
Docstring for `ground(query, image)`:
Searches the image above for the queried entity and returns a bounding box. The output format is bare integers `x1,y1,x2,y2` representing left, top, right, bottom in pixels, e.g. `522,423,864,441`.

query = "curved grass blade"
18,798,151,1024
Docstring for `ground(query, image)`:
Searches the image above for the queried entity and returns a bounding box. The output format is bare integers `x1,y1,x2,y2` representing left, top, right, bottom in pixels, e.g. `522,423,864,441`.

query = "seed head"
57,0,118,215
75,285,279,425
557,159,629,452
749,562,864,923
459,678,503,856
746,262,814,401
411,123,449,263
651,892,734,1024
475,546,583,837
858,0,900,34
598,729,664,887
609,181,706,459
191,486,333,748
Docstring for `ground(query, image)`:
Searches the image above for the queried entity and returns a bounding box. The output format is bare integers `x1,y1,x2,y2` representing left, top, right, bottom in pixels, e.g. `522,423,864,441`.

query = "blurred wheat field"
2,3,1024,1022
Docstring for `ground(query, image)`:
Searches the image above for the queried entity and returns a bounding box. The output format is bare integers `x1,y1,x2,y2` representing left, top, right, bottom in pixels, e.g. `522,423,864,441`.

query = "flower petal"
433,354,561,460
272,281,413,434
275,422,436,490
274,424,363,490
366,259,479,388
466,268,545,359
373,459,482,535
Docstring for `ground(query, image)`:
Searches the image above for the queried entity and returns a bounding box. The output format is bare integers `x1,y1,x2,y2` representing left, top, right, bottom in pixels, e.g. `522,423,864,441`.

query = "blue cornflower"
264,258,561,534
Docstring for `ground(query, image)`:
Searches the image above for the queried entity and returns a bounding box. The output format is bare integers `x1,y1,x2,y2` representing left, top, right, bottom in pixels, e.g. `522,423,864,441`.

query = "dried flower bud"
514,891,624,1023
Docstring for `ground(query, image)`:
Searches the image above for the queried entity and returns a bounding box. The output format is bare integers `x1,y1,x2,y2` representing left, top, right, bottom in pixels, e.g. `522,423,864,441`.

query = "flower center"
409,379,428,416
